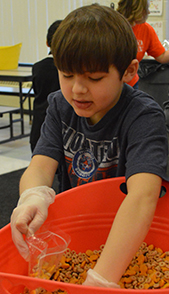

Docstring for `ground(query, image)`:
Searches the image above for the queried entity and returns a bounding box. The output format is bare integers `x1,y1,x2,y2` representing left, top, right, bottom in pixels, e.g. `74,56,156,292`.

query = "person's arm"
19,154,58,193
10,154,58,260
155,50,169,64
85,173,161,285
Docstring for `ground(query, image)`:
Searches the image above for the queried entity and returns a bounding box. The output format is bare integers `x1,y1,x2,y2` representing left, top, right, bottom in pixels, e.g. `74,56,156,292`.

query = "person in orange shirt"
117,0,169,88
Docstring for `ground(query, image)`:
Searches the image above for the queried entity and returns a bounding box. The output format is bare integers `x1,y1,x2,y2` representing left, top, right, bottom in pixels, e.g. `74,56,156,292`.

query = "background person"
11,4,168,288
117,0,169,88
30,20,62,152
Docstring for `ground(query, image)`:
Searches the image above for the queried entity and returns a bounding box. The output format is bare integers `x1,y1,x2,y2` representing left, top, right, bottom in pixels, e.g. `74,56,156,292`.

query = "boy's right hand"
83,269,120,288
10,186,56,261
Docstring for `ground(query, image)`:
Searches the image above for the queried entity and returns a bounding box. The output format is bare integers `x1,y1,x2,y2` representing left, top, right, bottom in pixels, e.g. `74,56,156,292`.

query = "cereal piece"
139,263,148,275
153,283,160,289
124,268,136,276
69,277,78,284
159,279,165,287
118,281,125,288
137,254,145,264
88,254,99,262
85,249,93,256
160,252,166,258
162,283,169,288
47,264,56,274
65,271,72,279
125,283,133,289
161,266,169,272
61,263,70,269
144,281,154,289
150,272,160,283
100,244,104,250
156,247,163,254
80,260,86,268
132,265,139,272
122,277,133,284
164,273,169,280
144,283,151,289
148,244,154,251
138,276,145,283
159,261,166,267
77,256,84,263
138,284,144,289
155,271,163,278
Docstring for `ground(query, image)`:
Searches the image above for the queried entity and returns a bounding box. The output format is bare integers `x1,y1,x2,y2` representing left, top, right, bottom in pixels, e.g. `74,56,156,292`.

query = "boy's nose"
72,77,88,94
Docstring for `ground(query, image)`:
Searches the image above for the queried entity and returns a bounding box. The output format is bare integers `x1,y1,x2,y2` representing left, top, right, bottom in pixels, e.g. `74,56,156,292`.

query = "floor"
0,113,32,175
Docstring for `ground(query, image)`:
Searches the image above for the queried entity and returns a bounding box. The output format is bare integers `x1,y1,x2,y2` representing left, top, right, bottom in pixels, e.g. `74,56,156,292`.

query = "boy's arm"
10,155,58,260
88,173,161,285
19,154,58,193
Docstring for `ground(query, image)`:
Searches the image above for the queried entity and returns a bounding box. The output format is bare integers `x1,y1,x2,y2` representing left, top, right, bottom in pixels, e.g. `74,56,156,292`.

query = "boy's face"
58,66,124,125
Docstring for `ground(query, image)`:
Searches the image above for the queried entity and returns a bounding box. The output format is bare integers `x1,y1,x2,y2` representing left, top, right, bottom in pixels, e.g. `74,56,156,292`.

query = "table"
0,65,34,143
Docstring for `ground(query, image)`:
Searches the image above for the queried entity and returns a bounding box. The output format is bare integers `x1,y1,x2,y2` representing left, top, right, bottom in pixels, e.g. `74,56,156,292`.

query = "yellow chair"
0,43,22,70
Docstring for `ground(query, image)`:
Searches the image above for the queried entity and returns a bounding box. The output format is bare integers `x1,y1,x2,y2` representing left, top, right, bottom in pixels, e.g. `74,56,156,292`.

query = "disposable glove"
83,269,120,288
10,186,55,261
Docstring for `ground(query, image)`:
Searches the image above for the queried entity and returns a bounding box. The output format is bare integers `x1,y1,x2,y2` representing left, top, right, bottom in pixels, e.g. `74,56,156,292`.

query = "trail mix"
24,242,169,294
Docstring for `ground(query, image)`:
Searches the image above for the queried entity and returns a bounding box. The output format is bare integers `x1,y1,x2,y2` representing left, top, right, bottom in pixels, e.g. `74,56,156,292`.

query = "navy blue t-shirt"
33,84,168,192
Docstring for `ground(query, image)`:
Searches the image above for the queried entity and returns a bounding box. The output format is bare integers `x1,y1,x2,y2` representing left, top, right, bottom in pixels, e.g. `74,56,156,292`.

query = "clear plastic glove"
83,269,120,288
10,186,55,261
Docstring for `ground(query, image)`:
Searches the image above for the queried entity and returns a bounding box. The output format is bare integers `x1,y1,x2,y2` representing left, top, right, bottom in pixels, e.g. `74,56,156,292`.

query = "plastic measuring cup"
26,229,71,279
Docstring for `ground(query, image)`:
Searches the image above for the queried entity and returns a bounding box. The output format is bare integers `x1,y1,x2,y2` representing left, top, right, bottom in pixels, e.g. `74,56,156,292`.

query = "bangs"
53,20,113,74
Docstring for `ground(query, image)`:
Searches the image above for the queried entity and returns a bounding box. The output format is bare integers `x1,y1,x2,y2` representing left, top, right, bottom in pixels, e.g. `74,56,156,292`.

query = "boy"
11,4,168,288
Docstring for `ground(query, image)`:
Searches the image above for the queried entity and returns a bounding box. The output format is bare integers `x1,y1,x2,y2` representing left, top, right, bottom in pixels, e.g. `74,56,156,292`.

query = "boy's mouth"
73,99,93,110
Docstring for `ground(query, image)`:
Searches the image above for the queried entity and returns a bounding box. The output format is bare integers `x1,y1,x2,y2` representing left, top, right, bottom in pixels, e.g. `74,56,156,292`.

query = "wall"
166,0,169,39
0,0,112,64
148,0,167,42
0,0,168,64
0,0,168,109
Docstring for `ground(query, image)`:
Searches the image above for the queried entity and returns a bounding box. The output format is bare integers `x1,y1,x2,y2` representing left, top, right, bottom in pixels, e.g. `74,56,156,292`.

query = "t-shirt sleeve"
32,91,64,163
124,100,168,181
146,23,165,58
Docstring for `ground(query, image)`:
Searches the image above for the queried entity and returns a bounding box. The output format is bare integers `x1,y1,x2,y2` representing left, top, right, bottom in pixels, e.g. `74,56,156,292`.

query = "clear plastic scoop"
26,229,71,279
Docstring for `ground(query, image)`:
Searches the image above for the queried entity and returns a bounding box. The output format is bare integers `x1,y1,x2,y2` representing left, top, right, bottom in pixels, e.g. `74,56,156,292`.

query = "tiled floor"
0,113,32,175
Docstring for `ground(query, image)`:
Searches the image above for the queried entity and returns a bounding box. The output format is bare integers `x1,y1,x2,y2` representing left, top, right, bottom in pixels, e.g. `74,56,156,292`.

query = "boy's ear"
122,59,139,83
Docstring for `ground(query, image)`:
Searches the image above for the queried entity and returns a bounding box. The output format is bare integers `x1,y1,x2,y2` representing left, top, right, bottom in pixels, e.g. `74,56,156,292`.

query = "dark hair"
47,20,62,47
51,4,137,79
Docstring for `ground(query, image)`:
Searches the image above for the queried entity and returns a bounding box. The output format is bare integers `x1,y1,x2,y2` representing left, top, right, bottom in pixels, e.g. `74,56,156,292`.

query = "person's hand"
10,186,55,261
83,269,120,288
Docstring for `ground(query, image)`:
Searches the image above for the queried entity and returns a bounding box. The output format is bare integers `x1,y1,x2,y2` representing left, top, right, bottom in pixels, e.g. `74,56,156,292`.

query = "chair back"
0,43,22,70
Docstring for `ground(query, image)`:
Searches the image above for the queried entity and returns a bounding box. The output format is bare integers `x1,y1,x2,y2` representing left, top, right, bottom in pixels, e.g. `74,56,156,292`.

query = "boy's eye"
89,77,103,81
63,74,73,78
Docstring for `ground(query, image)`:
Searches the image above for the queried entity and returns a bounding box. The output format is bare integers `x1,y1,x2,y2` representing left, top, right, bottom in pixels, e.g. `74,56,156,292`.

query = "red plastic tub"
0,177,169,294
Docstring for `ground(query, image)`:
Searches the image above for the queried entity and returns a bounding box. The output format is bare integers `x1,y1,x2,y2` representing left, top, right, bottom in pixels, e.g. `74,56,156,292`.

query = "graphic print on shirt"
72,148,98,179
137,40,144,53
62,122,120,186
